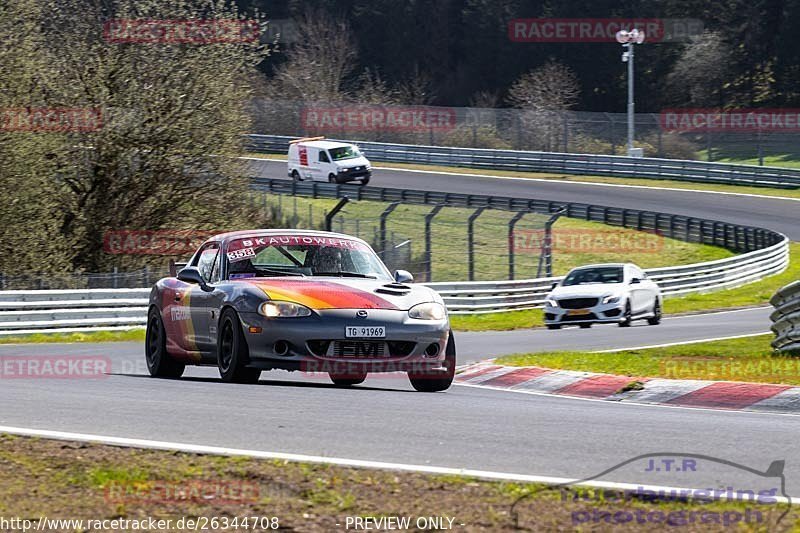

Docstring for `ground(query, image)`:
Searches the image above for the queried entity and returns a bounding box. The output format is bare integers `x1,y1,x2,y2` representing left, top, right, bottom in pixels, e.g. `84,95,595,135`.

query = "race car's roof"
206,229,370,247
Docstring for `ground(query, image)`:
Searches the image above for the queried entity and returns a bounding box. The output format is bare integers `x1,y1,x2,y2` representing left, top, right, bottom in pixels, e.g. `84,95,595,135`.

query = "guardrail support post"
508,211,527,280
379,202,400,258
467,207,487,281
536,207,567,278
424,205,445,282
325,196,350,232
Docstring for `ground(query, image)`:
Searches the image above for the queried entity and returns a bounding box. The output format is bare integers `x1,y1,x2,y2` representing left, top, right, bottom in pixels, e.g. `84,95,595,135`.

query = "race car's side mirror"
394,270,414,284
178,266,211,291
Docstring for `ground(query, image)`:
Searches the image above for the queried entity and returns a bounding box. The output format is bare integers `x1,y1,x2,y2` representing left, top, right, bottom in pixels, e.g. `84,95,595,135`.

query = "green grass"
0,329,145,344
248,152,800,200
696,151,800,169
260,192,733,283
495,334,800,386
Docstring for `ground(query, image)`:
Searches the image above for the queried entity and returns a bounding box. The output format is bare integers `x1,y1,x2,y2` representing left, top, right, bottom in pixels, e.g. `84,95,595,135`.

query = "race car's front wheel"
408,331,456,392
329,371,368,387
217,309,261,384
145,307,185,379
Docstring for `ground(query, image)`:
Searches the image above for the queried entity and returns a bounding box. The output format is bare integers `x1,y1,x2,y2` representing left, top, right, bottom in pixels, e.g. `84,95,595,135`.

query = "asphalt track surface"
2,164,800,496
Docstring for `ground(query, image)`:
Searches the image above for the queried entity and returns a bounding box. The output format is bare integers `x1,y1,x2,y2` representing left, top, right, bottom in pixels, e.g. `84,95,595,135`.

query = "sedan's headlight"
602,295,621,305
409,302,446,320
259,301,312,318
545,298,558,307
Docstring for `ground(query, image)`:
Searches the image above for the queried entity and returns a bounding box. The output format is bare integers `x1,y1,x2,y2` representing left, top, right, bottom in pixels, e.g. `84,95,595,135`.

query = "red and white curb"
455,363,800,414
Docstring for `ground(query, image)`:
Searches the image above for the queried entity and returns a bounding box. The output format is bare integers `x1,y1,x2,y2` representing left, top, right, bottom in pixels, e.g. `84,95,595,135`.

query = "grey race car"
145,230,455,392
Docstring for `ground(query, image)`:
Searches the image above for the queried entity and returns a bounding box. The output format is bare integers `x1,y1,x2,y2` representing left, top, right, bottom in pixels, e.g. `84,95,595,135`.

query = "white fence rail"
771,281,800,353
0,237,788,333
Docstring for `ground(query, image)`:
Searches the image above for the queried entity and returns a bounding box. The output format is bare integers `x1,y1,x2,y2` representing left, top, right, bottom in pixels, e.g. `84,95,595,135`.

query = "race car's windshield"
328,146,361,161
226,235,391,280
562,267,624,286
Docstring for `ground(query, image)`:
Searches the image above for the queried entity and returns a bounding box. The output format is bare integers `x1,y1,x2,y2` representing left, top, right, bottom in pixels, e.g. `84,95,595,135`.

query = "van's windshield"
329,146,361,161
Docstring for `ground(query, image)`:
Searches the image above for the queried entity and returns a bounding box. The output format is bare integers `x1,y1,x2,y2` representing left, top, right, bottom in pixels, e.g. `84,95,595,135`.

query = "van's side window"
319,151,330,163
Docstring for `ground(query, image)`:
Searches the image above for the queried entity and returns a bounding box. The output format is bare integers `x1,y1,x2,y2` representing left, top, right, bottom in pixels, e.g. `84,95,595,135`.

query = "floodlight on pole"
615,29,645,157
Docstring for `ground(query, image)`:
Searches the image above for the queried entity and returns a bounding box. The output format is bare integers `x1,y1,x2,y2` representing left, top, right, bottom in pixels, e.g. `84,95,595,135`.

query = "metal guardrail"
771,282,800,353
247,134,800,189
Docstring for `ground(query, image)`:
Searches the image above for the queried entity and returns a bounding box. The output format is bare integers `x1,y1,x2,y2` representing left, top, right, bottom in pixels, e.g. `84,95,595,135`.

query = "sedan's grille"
558,297,599,309
561,313,599,322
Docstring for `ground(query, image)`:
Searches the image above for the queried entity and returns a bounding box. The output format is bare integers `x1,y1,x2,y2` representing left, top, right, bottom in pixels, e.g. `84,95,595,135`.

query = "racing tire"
647,300,662,326
329,371,368,387
145,307,185,379
618,302,633,328
291,170,301,182
579,323,592,329
546,324,561,330
408,331,456,393
217,309,261,384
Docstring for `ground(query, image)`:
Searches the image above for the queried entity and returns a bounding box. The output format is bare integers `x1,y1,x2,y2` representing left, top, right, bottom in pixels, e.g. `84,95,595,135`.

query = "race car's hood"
549,284,624,299
242,277,435,311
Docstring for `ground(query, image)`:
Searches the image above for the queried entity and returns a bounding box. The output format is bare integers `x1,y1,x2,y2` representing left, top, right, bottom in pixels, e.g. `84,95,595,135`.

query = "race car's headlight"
545,298,558,308
408,302,446,320
602,295,621,305
259,301,312,318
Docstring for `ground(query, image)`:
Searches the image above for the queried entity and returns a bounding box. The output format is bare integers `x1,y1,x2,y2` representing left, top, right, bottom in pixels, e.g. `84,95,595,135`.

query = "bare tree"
506,61,580,150
667,31,731,107
269,10,358,102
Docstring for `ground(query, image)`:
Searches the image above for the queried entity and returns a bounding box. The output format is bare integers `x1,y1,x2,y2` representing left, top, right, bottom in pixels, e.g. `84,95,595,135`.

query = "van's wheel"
291,170,301,182
546,324,561,330
618,302,633,327
409,331,456,392
145,307,185,378
328,174,338,184
360,177,370,186
647,300,662,325
579,323,592,329
329,371,368,387
217,309,261,384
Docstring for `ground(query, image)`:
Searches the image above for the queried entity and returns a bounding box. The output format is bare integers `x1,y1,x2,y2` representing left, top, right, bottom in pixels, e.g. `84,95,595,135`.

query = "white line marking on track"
592,332,771,353
0,425,794,502
243,157,800,203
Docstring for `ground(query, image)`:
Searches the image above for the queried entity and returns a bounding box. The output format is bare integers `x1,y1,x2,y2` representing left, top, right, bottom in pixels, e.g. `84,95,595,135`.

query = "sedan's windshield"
225,235,391,280
328,146,361,161
562,267,624,286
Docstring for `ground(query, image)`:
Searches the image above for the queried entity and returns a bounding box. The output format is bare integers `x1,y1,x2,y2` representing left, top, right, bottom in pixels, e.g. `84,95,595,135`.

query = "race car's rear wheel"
329,371,368,387
408,331,456,392
217,309,261,384
145,307,185,379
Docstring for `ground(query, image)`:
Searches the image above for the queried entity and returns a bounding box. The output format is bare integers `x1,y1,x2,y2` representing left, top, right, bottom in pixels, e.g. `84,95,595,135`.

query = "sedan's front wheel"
647,300,662,325
145,307,185,379
409,331,456,392
217,309,261,384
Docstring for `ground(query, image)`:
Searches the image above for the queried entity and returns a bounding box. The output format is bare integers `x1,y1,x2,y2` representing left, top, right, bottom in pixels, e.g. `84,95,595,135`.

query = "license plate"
567,309,592,316
345,326,386,338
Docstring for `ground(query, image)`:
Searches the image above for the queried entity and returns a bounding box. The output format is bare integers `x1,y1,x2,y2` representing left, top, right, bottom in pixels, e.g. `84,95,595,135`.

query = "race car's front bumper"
238,309,449,373
543,301,627,325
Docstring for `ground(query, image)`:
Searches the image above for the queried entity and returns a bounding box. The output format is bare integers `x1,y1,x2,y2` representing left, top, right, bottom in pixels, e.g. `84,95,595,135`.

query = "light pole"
616,28,645,157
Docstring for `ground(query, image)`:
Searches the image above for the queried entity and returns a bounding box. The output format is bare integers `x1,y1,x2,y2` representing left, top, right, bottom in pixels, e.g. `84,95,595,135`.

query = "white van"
287,137,372,185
